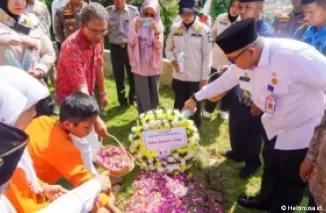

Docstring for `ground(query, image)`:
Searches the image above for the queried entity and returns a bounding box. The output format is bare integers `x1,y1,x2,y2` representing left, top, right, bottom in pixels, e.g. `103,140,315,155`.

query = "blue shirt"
301,25,326,56
235,19,276,106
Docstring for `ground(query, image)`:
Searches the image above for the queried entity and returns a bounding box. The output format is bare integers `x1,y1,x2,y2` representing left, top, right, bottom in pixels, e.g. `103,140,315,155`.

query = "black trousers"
172,78,201,127
258,136,307,213
56,41,61,52
205,68,232,113
229,91,262,167
110,43,135,105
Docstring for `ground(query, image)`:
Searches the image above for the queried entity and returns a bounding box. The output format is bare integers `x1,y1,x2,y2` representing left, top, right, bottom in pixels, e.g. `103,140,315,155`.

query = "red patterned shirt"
55,30,104,104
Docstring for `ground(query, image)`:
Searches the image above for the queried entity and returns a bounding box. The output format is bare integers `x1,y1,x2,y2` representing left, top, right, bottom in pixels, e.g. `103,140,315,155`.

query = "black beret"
300,0,316,5
0,123,28,186
179,0,199,10
216,18,258,54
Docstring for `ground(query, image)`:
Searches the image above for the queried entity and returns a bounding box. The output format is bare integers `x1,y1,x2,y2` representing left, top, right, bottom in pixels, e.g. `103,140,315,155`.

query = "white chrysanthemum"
173,153,179,159
193,133,200,140
173,109,181,116
131,127,136,132
181,159,186,166
156,120,162,126
128,134,133,142
167,109,173,114
149,164,155,170
137,152,143,159
134,140,139,146
167,157,175,163
184,150,195,160
155,109,163,114
139,113,145,119
143,123,149,130
157,167,165,172
166,165,175,173
171,120,179,126
148,158,153,164
140,162,147,169
149,120,156,127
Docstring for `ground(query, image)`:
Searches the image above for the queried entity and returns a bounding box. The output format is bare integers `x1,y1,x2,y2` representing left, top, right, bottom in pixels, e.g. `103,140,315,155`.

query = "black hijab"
0,0,21,22
228,0,239,23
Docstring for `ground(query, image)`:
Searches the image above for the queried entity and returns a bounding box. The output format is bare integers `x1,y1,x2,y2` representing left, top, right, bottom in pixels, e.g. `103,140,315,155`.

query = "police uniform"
26,0,52,37
165,17,211,127
107,4,139,109
273,10,304,38
203,13,236,117
194,19,326,212
172,14,212,28
53,1,87,44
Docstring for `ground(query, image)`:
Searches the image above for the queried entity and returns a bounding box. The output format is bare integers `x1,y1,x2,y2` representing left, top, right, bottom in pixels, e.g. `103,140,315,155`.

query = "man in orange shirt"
26,93,121,213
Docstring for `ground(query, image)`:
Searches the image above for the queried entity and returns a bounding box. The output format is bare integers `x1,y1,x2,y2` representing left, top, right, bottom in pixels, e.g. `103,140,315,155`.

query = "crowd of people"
1,0,326,212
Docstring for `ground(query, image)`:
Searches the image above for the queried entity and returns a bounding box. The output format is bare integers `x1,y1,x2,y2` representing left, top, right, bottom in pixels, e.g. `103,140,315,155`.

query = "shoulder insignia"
128,5,138,10
175,26,184,34
278,13,290,23
194,22,201,34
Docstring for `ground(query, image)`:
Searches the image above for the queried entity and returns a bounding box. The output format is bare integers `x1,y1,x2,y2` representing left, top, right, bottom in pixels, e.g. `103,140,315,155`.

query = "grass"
92,78,308,213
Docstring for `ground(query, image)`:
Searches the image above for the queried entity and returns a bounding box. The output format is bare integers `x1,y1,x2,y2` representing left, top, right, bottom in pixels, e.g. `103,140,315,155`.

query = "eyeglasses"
144,12,155,18
181,12,195,17
85,25,108,35
228,48,248,64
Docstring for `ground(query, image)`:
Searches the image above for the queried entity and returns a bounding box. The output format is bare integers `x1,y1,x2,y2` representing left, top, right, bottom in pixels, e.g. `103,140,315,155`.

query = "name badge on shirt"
265,95,276,114
239,76,250,82
191,33,202,37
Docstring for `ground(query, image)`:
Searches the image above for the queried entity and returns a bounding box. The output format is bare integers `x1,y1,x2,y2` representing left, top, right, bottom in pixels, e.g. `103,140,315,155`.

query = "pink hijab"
138,0,163,63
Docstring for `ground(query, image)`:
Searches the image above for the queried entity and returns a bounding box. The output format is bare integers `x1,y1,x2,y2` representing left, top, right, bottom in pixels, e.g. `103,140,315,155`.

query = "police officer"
273,0,304,37
165,0,211,128
183,19,326,213
54,0,87,44
107,0,139,112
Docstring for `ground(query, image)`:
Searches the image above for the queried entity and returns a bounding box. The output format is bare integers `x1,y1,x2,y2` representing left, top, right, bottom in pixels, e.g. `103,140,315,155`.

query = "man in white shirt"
183,19,326,212
0,122,112,213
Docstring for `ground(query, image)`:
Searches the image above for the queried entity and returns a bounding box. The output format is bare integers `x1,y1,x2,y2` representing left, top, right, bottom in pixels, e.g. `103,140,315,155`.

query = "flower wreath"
129,109,200,174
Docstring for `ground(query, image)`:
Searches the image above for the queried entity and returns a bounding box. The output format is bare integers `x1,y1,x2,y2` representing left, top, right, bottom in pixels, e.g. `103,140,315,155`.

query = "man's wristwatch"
191,93,198,103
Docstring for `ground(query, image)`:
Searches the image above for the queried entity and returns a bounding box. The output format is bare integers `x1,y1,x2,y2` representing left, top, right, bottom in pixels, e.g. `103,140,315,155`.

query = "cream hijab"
0,65,49,193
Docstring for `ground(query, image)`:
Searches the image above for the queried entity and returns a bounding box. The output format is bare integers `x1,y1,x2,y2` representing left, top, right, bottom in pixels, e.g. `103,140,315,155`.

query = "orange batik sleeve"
5,168,48,213
45,133,111,208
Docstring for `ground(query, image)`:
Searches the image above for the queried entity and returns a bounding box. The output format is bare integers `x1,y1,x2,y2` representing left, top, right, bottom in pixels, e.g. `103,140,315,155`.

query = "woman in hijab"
0,0,55,79
202,0,239,119
0,66,68,213
0,122,29,213
128,0,164,114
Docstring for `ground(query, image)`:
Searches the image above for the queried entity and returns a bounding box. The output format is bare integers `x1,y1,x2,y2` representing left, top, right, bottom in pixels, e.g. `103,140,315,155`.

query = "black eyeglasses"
228,48,248,64
85,25,108,35
144,12,155,18
228,43,256,64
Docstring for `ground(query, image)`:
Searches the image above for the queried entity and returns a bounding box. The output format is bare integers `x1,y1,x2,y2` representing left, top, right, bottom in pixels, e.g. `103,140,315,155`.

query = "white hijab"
0,65,49,193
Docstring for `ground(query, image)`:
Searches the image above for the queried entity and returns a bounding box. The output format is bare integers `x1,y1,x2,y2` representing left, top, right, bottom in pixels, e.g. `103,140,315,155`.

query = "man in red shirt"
55,2,109,137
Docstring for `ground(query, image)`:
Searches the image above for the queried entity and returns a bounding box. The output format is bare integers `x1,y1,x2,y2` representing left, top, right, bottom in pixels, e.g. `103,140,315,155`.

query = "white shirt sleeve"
292,48,326,93
195,65,240,101
36,180,101,213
